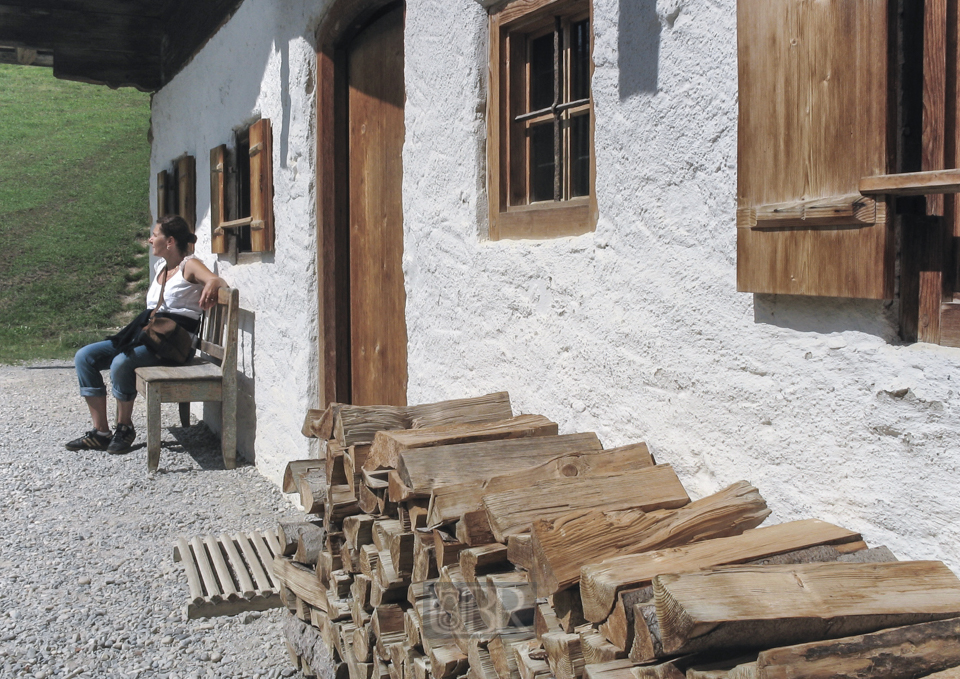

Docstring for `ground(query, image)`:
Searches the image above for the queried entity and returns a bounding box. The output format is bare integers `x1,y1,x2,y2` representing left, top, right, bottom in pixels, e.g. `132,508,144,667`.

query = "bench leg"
178,402,191,427
221,386,237,470
146,384,162,472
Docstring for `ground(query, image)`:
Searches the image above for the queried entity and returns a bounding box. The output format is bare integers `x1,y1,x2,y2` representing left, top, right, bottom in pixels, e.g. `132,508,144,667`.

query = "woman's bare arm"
183,258,227,310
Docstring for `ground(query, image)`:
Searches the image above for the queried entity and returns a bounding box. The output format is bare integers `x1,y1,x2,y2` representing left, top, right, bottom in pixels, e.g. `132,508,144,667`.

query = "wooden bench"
135,287,239,472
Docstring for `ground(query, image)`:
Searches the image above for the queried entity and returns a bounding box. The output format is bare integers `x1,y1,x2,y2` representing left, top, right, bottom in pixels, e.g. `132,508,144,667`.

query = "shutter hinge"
249,142,263,157
251,219,265,231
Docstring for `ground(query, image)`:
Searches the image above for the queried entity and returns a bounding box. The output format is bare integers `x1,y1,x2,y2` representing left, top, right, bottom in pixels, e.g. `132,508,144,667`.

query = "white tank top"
146,256,203,320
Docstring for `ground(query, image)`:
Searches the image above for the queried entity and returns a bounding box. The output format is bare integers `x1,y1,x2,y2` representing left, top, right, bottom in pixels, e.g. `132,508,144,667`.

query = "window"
157,154,196,232
736,0,960,347
487,0,596,240
210,118,275,254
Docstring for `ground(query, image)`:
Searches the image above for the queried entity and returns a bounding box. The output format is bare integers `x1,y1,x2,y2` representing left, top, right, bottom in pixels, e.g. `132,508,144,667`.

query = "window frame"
156,154,196,251
487,0,597,241
210,117,275,256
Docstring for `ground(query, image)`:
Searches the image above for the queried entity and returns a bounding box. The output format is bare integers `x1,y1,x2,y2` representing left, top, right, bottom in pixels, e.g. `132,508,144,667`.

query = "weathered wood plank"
533,481,769,597
483,465,689,543
654,561,960,656
756,616,960,679
398,432,602,497
336,392,513,447
429,443,655,526
367,415,558,472
580,518,860,622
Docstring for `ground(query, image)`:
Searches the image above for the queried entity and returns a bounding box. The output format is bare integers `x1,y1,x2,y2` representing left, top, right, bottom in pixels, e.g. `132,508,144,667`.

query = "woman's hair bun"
186,233,198,244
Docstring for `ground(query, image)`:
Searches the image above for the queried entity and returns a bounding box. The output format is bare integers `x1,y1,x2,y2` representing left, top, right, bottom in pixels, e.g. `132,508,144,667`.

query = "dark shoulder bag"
137,268,197,364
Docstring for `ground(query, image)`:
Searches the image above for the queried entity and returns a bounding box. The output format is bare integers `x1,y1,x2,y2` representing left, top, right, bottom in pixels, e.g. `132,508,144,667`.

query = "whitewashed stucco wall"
150,0,328,483
402,0,960,572
150,0,960,571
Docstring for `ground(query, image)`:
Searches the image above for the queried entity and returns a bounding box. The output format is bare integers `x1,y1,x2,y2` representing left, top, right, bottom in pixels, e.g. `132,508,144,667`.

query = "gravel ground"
0,361,307,679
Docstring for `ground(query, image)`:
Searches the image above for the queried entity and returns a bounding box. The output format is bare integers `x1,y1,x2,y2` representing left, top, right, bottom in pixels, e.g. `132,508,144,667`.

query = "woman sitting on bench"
66,215,226,454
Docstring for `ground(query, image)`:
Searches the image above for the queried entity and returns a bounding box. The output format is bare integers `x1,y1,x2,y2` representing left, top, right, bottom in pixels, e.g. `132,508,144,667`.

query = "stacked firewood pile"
272,391,960,679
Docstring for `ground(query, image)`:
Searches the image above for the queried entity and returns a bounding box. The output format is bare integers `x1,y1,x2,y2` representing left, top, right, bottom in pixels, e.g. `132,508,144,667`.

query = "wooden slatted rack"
174,528,284,619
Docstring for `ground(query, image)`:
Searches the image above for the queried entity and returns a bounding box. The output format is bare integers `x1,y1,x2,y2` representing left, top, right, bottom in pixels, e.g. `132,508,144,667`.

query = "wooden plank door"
347,5,408,406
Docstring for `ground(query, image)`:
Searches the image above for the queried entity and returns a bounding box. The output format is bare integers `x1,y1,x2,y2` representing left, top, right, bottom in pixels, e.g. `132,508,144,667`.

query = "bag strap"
149,265,170,322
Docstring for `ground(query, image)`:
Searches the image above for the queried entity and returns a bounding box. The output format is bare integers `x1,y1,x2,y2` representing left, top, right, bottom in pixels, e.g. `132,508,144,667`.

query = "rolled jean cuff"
79,386,107,398
112,386,138,402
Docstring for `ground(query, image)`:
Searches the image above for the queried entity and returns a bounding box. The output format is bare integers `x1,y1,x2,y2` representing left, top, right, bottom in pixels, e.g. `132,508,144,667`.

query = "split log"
483,465,689,542
366,415,559,472
598,587,651,652
434,530,467,570
328,442,349,485
298,468,329,515
345,515,377,551
458,510,499,547
273,556,329,613
413,532,439,583
578,624,627,665
653,561,960,657
284,459,325,493
326,484,362,523
278,520,325,557
408,392,513,429
460,544,511,582
479,573,535,629
630,655,759,679
553,588,587,633
582,659,636,679
340,542,362,574
515,641,552,679
337,392,513,448
296,529,328,566
412,655,431,679
754,616,960,679
398,433,602,498
626,545,896,662
405,607,422,648
488,627,537,679
428,643,469,679
359,484,383,515
303,403,340,439
352,574,373,611
507,535,535,571
429,443,655,526
580,518,861,622
535,601,564,639
335,406,408,448
542,631,585,679
284,612,339,677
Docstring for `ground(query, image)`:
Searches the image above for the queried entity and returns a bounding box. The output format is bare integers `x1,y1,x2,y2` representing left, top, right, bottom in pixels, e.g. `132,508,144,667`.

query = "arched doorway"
316,1,408,407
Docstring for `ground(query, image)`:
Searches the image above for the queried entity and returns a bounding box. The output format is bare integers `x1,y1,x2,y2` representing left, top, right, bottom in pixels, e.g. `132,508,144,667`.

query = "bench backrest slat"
198,287,239,373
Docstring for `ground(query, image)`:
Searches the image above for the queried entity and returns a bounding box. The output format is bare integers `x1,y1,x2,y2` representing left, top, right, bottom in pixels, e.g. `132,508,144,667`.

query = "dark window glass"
530,32,555,112
530,123,555,202
236,134,252,251
570,113,590,198
570,20,590,102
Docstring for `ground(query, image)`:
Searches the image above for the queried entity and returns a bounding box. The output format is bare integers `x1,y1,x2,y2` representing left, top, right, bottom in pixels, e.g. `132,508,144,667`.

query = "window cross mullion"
553,15,562,201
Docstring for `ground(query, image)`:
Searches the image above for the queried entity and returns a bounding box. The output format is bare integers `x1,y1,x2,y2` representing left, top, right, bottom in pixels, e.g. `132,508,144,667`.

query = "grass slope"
0,64,152,363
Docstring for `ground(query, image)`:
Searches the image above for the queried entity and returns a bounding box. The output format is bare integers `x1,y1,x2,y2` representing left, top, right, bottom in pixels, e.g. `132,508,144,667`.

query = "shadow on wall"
619,0,661,98
753,294,900,343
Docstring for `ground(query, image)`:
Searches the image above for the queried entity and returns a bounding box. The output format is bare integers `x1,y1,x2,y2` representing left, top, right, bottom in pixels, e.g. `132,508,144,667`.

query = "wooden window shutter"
176,155,196,231
736,0,895,299
157,170,168,219
209,145,227,254
248,118,275,252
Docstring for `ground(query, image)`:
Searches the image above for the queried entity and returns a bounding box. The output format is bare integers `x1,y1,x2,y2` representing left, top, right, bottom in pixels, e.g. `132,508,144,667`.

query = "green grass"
0,64,152,363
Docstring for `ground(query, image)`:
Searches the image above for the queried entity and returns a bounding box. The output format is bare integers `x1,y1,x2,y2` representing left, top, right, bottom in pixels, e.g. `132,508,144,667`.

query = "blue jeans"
75,340,165,402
